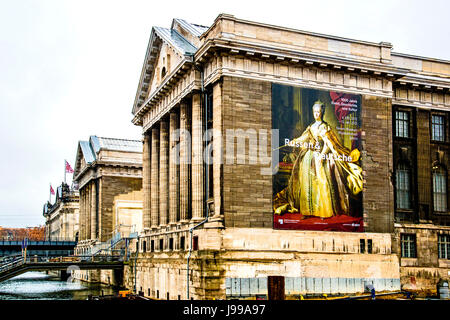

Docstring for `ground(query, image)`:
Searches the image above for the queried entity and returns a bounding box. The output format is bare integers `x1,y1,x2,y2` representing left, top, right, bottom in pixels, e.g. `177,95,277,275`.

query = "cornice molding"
134,24,449,129
196,38,403,77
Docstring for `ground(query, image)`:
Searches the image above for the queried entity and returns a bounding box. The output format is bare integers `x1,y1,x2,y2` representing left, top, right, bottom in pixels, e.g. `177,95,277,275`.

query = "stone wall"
100,176,142,242
220,76,273,228
393,224,450,292
122,227,400,299
361,95,394,233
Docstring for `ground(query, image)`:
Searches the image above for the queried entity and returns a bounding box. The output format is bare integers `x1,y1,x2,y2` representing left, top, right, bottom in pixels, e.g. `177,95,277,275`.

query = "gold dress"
273,121,363,218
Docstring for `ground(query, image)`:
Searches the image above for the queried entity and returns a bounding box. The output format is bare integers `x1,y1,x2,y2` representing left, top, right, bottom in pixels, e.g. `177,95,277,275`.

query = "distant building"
72,135,143,283
43,182,79,241
127,14,449,299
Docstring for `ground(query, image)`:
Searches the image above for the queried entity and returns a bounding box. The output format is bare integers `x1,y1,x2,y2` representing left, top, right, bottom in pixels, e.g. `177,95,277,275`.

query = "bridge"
0,240,77,257
0,255,125,283
0,232,136,284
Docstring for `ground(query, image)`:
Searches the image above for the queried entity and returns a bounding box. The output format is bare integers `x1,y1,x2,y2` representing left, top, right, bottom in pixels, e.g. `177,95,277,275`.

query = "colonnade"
79,180,98,241
143,93,209,230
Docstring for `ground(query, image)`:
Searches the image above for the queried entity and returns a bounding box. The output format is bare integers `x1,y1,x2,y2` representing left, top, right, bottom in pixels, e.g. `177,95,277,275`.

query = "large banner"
272,84,363,232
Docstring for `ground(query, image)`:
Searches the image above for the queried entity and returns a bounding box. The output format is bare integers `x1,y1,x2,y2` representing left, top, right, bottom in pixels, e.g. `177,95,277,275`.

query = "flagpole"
49,184,51,203
64,159,66,185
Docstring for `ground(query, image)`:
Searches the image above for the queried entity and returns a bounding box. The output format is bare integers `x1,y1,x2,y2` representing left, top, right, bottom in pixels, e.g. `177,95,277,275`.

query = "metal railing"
0,255,24,273
1,254,124,267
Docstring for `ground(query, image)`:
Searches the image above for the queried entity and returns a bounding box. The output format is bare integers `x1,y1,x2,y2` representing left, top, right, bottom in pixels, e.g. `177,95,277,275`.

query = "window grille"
395,111,410,138
396,163,411,209
401,234,416,258
438,234,450,259
433,169,447,212
432,115,445,142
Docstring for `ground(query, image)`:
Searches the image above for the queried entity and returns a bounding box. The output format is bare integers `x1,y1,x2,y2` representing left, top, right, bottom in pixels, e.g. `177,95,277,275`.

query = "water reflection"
0,272,119,300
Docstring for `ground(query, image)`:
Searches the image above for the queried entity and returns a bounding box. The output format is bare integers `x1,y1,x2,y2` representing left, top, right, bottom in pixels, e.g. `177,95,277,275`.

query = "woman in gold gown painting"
273,100,363,219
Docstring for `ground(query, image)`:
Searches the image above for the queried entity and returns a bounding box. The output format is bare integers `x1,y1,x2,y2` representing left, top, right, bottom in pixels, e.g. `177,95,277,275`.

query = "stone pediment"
73,140,95,178
73,136,143,181
132,19,206,116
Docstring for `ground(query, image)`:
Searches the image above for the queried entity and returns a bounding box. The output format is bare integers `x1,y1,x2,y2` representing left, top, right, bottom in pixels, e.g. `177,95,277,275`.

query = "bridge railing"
0,256,24,273
2,255,124,265
0,253,22,263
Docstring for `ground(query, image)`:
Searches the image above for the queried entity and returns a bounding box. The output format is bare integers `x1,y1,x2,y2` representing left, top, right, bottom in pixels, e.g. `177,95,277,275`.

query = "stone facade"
127,14,449,299
72,136,143,283
43,183,79,241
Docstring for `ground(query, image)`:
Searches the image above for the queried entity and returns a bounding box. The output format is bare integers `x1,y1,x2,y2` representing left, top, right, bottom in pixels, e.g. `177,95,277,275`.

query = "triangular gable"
132,23,199,116
89,135,101,154
171,18,208,48
73,139,96,177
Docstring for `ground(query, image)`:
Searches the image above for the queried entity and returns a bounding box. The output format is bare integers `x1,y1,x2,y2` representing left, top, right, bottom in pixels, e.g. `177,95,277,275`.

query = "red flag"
65,160,74,173
50,185,55,195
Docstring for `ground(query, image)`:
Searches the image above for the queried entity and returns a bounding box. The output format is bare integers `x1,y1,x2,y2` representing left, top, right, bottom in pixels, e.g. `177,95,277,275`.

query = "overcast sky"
0,0,448,228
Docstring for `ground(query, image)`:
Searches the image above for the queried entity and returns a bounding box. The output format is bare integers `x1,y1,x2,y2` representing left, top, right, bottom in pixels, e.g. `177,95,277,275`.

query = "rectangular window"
180,236,185,251
193,236,199,251
395,111,410,138
432,115,445,142
438,234,450,259
401,234,417,258
169,238,174,250
396,166,411,209
159,238,164,251
433,171,447,212
360,239,365,253
368,239,373,254
151,240,154,252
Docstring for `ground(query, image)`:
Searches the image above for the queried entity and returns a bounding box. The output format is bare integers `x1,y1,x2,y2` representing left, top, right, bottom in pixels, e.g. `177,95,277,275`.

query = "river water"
0,271,120,300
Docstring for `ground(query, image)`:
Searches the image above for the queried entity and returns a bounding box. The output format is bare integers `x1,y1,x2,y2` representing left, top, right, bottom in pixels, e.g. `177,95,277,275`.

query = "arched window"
433,166,447,212
396,163,411,209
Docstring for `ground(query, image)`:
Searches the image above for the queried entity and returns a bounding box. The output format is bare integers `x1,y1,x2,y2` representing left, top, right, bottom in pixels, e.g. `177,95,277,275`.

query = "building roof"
73,135,142,177
132,18,205,115
95,136,142,153
173,18,208,37
79,140,96,163
154,26,197,55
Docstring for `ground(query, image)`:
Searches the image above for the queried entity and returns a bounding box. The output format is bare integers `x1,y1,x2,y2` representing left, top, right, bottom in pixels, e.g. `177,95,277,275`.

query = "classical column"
191,93,204,221
86,183,91,240
90,180,97,240
82,188,86,241
169,111,179,225
179,101,191,222
151,128,160,228
78,189,83,241
97,179,102,241
159,119,169,227
84,187,88,240
212,82,222,217
142,133,151,229
83,185,87,240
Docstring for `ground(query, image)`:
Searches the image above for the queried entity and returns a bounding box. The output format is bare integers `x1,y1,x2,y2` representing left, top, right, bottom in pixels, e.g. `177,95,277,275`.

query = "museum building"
42,182,79,241
72,135,143,283
127,14,449,299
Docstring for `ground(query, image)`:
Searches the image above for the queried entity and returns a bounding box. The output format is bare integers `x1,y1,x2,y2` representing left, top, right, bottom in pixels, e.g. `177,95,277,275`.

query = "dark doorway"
268,276,285,300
